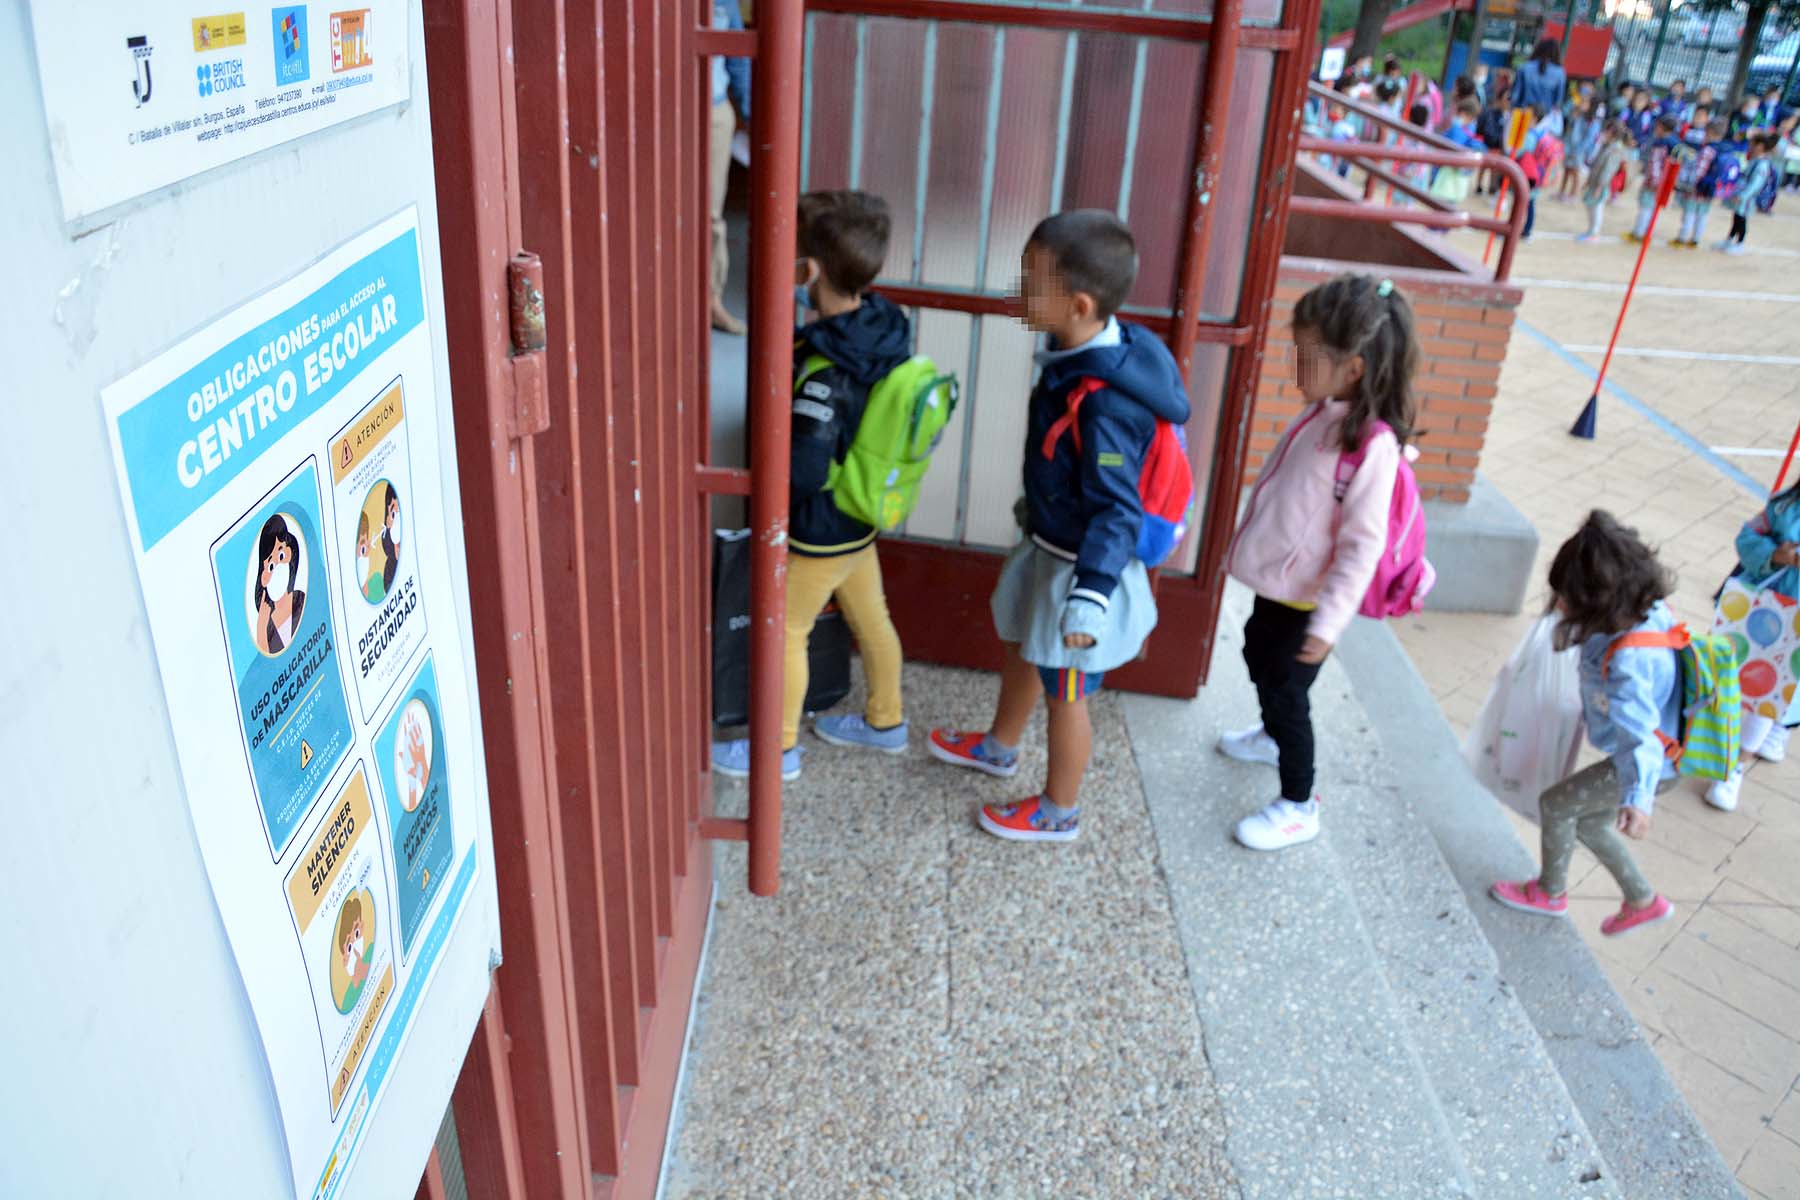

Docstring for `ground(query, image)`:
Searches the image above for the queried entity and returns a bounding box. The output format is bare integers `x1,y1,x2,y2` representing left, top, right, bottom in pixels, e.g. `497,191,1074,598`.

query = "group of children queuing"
707,189,1794,944
1327,38,1800,254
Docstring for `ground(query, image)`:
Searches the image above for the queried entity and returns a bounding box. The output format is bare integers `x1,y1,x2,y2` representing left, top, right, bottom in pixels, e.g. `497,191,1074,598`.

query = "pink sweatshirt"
1227,397,1401,646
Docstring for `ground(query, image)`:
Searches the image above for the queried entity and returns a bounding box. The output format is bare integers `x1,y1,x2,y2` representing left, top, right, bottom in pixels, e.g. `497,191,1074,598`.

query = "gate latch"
507,251,551,439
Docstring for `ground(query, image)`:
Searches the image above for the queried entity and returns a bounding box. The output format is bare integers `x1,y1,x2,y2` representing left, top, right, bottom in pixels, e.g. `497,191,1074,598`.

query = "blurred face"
1293,326,1364,406
1017,243,1096,339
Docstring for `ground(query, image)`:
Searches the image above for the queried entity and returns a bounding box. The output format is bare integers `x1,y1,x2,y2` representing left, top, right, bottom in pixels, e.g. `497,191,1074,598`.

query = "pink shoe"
1489,878,1569,917
1600,895,1673,938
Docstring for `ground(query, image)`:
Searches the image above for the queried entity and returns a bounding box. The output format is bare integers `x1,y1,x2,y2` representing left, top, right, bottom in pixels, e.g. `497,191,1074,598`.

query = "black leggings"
1730,212,1749,244
1242,596,1325,802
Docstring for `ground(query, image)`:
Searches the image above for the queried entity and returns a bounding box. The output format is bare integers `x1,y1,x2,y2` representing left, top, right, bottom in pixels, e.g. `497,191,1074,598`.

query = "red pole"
1774,417,1800,495
1169,0,1243,378
1573,159,1678,438
745,0,804,897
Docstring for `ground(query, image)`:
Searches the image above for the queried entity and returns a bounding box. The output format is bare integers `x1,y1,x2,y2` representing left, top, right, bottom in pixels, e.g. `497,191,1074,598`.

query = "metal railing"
1298,82,1530,282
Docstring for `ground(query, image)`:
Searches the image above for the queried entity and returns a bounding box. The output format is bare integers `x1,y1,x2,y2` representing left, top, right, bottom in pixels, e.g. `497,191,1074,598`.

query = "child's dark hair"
1375,78,1401,104
1408,102,1431,127
1456,97,1480,119
1027,209,1139,319
1654,115,1677,135
1707,117,1729,139
1291,273,1419,453
1547,510,1676,650
797,190,892,295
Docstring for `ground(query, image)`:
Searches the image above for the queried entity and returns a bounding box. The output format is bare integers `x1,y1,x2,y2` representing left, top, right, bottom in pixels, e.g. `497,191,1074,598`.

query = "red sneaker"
1489,878,1569,918
1600,895,1674,938
977,797,1079,843
927,728,1020,778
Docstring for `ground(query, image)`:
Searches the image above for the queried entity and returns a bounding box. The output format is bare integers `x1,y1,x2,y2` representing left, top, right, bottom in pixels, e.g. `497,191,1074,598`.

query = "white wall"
0,5,498,1197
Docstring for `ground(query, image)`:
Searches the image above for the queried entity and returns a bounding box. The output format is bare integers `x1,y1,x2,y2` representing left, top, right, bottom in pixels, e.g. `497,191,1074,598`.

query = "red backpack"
1333,421,1435,618
1042,376,1194,568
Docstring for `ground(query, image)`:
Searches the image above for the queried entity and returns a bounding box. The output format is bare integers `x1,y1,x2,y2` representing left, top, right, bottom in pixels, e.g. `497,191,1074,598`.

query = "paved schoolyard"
1400,191,1800,1198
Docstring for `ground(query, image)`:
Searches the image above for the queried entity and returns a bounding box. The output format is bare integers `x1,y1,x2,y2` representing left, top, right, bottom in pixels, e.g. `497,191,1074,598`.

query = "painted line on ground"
1527,229,1800,258
1710,446,1791,458
1560,344,1800,366
1515,318,1765,498
1515,277,1800,303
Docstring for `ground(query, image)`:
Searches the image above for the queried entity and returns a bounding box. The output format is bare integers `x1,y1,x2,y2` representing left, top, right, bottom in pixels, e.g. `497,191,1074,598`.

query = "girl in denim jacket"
1491,512,1679,939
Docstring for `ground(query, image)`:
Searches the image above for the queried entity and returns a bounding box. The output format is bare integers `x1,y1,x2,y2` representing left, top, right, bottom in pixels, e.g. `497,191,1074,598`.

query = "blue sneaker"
711,738,801,781
813,714,909,754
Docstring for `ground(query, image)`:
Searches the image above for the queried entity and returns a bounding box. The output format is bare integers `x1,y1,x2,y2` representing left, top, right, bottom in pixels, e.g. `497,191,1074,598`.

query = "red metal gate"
771,0,1326,700
421,0,717,1194
413,0,1322,1192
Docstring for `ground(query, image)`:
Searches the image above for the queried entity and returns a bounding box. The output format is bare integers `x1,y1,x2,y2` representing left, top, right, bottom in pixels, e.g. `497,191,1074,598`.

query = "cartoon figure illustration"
333,894,372,1013
355,512,379,603
380,483,402,593
396,700,432,812
253,514,307,656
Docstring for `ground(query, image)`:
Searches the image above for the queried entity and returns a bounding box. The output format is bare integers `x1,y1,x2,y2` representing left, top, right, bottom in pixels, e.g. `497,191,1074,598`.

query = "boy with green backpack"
712,190,957,782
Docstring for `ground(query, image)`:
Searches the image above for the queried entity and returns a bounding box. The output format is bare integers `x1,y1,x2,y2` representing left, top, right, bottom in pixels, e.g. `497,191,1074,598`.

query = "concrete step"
1122,586,1622,1199
1337,617,1743,1200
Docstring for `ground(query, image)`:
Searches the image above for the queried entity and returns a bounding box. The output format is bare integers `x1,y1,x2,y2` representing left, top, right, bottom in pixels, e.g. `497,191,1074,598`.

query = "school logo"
127,35,153,106
330,9,373,73
272,7,310,85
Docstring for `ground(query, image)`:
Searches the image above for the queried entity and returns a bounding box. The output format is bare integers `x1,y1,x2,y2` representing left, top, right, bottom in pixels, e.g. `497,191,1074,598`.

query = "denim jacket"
711,1,751,115
1579,600,1682,814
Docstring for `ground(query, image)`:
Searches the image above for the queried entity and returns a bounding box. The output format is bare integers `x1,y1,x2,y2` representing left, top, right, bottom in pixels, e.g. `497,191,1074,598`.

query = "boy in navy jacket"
929,211,1190,843
711,190,914,782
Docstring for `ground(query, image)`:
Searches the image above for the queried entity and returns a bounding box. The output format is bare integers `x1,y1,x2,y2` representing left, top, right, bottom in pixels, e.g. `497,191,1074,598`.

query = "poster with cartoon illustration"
285,764,397,1118
328,376,428,722
211,460,355,857
100,209,496,1200
372,654,455,959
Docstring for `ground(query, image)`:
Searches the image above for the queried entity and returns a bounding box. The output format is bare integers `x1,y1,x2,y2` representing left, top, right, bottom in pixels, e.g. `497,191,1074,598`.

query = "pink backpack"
1334,420,1435,619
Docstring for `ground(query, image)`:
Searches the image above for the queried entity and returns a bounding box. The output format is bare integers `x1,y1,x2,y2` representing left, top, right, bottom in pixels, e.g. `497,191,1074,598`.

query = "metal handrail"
1299,82,1531,281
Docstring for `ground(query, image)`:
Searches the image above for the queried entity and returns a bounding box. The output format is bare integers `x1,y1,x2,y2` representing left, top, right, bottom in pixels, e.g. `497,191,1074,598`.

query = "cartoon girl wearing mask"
253,515,307,656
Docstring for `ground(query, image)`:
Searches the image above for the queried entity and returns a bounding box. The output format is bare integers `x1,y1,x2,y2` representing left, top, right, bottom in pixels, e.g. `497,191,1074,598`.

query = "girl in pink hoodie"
1221,274,1420,851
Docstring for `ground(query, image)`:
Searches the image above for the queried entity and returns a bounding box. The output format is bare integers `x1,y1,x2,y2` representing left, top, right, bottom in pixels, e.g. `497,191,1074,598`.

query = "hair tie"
1376,278,1394,297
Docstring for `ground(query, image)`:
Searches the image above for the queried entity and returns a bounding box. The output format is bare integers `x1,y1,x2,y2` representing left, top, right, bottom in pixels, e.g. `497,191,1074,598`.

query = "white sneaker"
1758,724,1789,764
1218,724,1280,767
1235,797,1321,851
1705,766,1744,812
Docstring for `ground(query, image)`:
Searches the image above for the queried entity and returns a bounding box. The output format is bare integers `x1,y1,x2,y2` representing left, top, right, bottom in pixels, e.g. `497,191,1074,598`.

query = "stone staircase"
661,586,1741,1199
1121,586,1739,1199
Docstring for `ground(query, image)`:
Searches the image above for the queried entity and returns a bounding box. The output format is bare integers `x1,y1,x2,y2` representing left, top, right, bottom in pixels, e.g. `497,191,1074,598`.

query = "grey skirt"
990,538,1159,674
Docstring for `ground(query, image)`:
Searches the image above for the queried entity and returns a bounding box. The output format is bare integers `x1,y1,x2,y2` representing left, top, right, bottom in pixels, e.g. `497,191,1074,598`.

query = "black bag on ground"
711,529,851,727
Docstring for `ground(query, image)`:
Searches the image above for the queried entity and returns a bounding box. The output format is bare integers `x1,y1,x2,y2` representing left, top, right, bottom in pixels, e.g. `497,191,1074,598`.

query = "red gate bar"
1170,0,1245,382
740,0,807,897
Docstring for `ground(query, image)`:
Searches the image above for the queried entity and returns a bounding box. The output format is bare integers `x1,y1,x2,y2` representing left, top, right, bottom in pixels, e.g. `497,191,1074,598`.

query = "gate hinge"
507,251,551,439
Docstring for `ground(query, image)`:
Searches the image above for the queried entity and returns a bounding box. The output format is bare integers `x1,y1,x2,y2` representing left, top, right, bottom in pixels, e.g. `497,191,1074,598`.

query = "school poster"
101,208,486,1200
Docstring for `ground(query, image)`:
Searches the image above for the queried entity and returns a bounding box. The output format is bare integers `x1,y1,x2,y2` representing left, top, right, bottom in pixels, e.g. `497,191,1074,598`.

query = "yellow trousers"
784,545,904,749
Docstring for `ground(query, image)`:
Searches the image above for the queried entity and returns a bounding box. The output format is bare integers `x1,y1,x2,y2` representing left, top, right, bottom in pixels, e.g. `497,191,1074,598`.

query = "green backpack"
1604,624,1742,781
798,353,958,532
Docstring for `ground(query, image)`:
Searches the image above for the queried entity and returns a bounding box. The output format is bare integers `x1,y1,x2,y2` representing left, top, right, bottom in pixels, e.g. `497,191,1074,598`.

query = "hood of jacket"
1034,321,1191,426
795,292,913,385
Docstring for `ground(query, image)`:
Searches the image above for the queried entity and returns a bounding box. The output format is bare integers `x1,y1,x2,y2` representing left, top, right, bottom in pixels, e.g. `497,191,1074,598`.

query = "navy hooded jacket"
1023,320,1191,612
789,292,913,556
